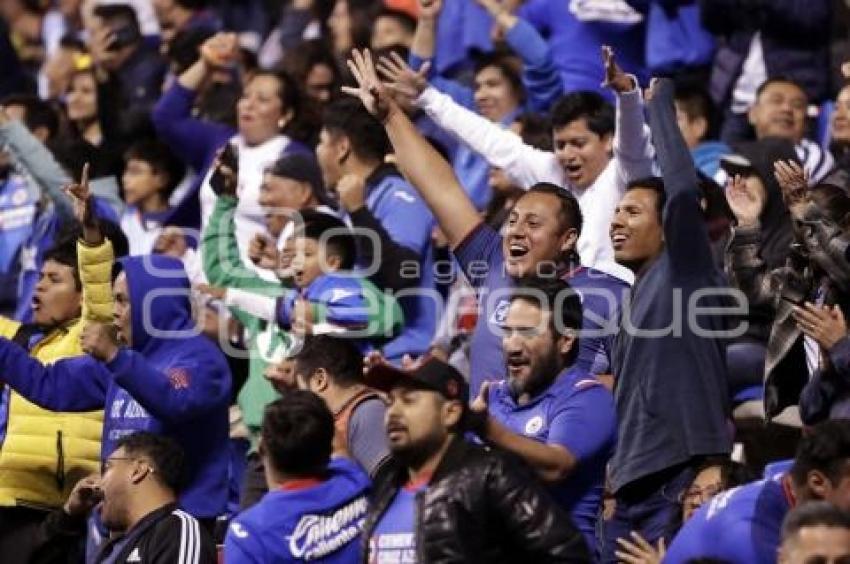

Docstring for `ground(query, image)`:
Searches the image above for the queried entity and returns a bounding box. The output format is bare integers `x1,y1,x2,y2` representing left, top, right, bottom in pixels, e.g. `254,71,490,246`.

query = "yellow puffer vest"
0,240,114,509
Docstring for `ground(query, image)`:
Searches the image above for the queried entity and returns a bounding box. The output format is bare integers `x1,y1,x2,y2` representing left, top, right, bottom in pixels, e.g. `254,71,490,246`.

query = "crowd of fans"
2,0,850,562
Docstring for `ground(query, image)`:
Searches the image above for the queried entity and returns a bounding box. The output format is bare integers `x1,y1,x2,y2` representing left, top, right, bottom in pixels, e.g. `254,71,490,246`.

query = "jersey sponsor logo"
524,415,544,435
289,496,368,561
127,547,142,562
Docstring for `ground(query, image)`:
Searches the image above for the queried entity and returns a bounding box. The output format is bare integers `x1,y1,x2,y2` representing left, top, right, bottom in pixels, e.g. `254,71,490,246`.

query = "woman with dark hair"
721,139,800,403
281,39,341,108
326,0,379,59
60,67,129,178
728,158,850,422
152,32,312,267
616,458,755,563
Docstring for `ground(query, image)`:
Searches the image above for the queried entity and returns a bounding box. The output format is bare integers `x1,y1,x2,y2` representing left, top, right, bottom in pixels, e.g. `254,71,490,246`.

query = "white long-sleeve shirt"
416,86,657,284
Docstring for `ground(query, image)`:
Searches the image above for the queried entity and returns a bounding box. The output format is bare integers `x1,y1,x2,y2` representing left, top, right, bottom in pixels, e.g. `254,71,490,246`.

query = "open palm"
725,175,764,226
341,49,394,122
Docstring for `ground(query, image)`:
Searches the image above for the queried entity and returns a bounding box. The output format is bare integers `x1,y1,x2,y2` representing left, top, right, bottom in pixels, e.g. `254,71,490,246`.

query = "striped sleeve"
797,139,835,185
147,510,214,564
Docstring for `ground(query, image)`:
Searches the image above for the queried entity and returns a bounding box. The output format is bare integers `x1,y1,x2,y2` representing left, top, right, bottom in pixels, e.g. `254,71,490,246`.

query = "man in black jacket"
31,432,216,564
363,357,590,563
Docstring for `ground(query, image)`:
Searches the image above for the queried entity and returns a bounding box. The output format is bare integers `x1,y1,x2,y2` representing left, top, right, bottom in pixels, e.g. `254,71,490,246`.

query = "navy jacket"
610,79,731,492
0,255,231,518
700,0,831,106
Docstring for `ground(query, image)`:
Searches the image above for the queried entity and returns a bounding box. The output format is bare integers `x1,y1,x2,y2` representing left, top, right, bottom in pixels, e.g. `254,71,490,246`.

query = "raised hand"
80,321,120,362
64,163,103,245
418,0,443,20
602,45,636,94
792,303,848,351
377,52,431,102
615,532,665,564
154,226,188,258
248,233,280,270
341,49,396,122
725,174,764,228
210,144,238,197
199,32,239,69
773,159,809,217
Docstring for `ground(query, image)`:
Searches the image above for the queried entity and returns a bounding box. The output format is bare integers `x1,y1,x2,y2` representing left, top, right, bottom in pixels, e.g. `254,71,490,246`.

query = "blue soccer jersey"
665,473,792,564
224,458,370,563
487,366,616,552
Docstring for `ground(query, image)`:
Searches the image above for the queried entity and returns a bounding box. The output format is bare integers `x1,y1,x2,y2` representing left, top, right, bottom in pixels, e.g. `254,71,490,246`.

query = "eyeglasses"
678,483,723,505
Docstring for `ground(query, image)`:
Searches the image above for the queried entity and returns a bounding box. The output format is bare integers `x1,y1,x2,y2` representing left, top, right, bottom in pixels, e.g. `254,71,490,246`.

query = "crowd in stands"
2,0,850,562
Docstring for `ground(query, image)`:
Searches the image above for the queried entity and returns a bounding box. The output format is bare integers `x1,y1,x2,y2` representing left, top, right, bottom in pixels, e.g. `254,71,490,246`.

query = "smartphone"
210,143,239,195
107,23,141,51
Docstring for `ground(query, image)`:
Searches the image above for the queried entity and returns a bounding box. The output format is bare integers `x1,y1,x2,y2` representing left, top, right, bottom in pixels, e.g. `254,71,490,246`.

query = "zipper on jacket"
56,430,65,491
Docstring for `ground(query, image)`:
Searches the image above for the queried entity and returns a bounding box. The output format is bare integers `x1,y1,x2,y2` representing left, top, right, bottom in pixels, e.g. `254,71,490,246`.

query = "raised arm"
0,109,73,219
647,78,714,275
378,52,561,190
607,47,655,184
151,33,238,172
345,50,481,249
202,195,282,294
476,0,562,112
105,346,230,425
65,164,115,323
0,338,108,412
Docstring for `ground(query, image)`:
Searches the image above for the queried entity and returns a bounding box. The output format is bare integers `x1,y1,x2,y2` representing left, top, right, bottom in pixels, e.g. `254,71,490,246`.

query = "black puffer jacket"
362,437,591,563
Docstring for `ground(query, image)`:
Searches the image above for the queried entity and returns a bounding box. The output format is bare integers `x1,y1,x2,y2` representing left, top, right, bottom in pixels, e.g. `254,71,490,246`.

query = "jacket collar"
364,163,402,194
98,502,180,562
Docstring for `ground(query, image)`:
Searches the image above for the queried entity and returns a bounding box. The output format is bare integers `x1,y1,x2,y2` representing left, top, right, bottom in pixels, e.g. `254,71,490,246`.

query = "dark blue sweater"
609,79,731,492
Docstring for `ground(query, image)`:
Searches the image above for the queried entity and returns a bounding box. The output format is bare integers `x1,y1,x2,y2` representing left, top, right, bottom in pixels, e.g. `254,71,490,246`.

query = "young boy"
202,169,402,508
120,140,186,255
220,210,404,349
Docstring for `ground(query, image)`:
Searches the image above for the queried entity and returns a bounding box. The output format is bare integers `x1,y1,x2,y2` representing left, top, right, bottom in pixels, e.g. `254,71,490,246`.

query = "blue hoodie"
0,255,231,518
224,457,370,563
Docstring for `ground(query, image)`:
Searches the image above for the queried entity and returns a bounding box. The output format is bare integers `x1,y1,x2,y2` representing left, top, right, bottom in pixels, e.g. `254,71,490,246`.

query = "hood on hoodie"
731,137,800,269
112,254,196,354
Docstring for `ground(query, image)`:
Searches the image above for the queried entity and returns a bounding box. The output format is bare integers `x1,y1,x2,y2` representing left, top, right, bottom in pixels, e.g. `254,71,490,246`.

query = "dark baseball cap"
719,153,755,178
365,358,469,404
267,153,337,209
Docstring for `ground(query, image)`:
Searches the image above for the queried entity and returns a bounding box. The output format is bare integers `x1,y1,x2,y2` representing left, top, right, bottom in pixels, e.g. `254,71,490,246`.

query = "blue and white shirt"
225,458,370,563
665,473,791,564
487,366,616,551
454,223,627,395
